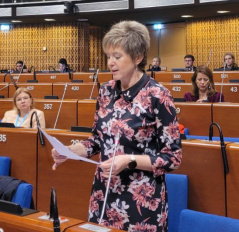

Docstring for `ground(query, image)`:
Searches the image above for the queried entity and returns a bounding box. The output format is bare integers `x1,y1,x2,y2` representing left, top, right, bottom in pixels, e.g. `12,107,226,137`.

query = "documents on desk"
39,127,99,165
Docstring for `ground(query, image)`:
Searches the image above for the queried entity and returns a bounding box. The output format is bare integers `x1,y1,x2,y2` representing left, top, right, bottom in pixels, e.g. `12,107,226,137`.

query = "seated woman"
16,60,28,73
147,56,161,71
58,58,70,73
222,53,238,70
184,65,225,102
1,88,45,128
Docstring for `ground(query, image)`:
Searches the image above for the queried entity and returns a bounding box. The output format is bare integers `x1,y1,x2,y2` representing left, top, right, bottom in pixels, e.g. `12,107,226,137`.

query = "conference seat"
165,174,188,232
12,183,33,209
0,156,11,176
178,209,239,232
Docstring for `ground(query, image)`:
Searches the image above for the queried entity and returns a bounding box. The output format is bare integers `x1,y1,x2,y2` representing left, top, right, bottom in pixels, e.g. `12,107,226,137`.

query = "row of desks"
0,81,239,103
0,128,238,221
1,71,239,83
0,99,239,137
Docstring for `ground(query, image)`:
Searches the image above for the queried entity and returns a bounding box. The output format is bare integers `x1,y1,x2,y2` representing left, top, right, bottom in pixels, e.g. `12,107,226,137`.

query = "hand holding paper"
38,127,99,166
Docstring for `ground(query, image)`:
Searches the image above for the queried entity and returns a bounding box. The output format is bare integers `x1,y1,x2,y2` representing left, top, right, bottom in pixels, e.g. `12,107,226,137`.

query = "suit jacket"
1,109,45,128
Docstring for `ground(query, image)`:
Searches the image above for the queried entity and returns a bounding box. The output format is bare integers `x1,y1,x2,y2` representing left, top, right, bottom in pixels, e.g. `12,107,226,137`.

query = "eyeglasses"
16,96,30,102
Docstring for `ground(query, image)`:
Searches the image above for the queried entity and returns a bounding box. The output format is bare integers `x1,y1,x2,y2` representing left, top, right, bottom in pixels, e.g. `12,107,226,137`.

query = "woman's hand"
99,155,130,178
51,148,68,170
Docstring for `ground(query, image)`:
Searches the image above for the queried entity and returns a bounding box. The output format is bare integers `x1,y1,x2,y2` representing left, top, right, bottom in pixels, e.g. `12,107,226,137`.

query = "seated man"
58,58,70,73
15,61,28,73
184,54,196,71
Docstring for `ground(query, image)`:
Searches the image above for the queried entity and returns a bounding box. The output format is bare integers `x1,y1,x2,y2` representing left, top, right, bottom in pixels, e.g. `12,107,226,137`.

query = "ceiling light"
11,20,22,23
44,19,56,22
1,25,10,31
181,15,194,18
217,11,230,14
153,24,163,30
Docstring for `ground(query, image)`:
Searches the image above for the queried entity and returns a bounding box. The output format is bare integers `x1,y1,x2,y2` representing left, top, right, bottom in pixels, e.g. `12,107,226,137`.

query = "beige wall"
147,22,186,71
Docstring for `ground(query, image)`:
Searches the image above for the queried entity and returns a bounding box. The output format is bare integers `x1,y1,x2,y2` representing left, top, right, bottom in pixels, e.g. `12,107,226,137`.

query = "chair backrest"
12,183,33,209
178,209,239,232
0,156,11,176
165,173,188,232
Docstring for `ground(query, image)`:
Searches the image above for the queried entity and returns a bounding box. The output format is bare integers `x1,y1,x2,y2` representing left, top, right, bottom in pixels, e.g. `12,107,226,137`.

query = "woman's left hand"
99,155,130,178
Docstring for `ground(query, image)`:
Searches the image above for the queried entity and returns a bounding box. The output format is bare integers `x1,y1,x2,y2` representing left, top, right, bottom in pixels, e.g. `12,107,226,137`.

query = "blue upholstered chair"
165,173,188,232
178,209,239,232
0,156,11,176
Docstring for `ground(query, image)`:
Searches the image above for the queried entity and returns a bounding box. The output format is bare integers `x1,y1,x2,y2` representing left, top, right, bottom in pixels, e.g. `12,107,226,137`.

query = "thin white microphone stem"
219,63,226,102
0,83,9,91
89,69,99,100
54,83,68,129
99,133,120,225
16,62,25,84
206,51,213,67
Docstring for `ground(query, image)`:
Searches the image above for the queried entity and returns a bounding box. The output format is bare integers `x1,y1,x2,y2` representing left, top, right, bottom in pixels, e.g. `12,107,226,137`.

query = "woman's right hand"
51,148,67,170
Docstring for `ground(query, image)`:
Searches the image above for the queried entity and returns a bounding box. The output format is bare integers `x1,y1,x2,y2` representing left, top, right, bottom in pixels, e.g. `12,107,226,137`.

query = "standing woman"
184,65,224,102
1,88,45,128
223,52,238,70
52,21,181,231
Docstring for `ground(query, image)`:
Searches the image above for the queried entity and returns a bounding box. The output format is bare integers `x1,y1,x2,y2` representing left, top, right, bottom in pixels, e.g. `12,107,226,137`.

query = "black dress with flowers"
81,74,182,232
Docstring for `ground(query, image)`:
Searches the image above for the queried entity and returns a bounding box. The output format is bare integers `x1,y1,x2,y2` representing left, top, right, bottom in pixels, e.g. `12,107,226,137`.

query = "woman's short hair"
102,20,150,71
191,65,216,97
13,87,35,114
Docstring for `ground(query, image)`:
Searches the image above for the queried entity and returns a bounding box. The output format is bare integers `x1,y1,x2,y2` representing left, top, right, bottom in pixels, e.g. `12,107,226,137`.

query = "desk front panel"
155,72,193,82
0,128,37,203
213,71,239,83
37,130,96,220
77,100,96,127
0,82,9,98
35,99,78,130
9,83,53,98
173,140,226,216
72,72,112,84
36,73,70,83
175,102,212,136
53,83,98,99
215,83,239,103
0,98,13,119
160,83,192,99
0,73,34,83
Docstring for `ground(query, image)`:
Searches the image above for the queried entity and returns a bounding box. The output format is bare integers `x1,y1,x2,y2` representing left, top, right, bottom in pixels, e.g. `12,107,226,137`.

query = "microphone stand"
99,133,120,225
206,51,213,67
30,111,45,146
89,69,99,100
50,188,61,232
54,83,68,129
209,122,229,217
219,62,226,102
4,73,18,90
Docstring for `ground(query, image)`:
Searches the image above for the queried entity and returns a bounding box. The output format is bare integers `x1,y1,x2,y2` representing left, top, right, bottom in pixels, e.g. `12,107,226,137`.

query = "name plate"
79,223,111,231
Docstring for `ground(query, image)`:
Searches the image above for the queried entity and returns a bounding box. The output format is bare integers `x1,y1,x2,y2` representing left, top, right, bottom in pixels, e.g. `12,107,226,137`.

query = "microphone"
4,73,19,90
30,66,36,81
54,83,68,129
206,51,213,67
209,122,229,175
50,188,61,232
99,132,120,225
219,62,226,102
89,69,99,99
30,111,45,146
95,57,98,70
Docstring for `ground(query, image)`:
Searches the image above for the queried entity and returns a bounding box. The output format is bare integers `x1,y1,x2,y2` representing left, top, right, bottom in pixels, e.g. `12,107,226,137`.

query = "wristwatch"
128,155,137,170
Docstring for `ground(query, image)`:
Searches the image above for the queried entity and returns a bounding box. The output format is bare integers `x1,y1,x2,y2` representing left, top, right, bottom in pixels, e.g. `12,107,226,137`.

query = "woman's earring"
208,84,211,89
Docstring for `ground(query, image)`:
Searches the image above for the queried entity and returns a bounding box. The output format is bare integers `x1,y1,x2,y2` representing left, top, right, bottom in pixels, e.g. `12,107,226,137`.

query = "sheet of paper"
39,127,99,165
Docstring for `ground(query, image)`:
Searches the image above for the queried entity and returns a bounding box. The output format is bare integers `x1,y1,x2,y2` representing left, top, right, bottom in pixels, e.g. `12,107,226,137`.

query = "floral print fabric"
81,74,182,231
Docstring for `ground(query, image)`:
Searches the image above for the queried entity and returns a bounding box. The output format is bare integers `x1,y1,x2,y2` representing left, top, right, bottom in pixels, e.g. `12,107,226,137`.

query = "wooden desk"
173,140,226,216
36,73,70,83
72,72,112,83
9,83,53,98
0,128,37,204
37,130,96,220
0,82,9,98
155,72,193,82
215,83,239,103
35,99,78,130
226,144,239,219
212,103,239,137
213,71,239,83
77,99,96,127
160,82,192,98
175,102,212,135
53,83,98,99
0,98,13,119
0,211,83,232
0,73,34,83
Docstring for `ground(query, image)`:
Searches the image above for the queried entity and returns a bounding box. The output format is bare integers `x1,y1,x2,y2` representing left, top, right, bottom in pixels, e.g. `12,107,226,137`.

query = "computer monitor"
0,122,15,128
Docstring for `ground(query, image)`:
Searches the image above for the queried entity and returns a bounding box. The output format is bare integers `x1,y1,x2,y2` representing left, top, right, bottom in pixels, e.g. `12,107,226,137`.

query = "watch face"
128,160,137,170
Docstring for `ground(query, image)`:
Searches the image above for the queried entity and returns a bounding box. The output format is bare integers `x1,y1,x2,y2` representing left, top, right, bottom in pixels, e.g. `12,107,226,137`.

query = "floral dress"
81,74,182,232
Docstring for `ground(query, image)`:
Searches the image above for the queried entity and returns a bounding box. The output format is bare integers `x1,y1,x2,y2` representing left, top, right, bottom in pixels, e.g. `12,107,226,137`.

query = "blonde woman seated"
1,88,45,128
184,65,225,102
